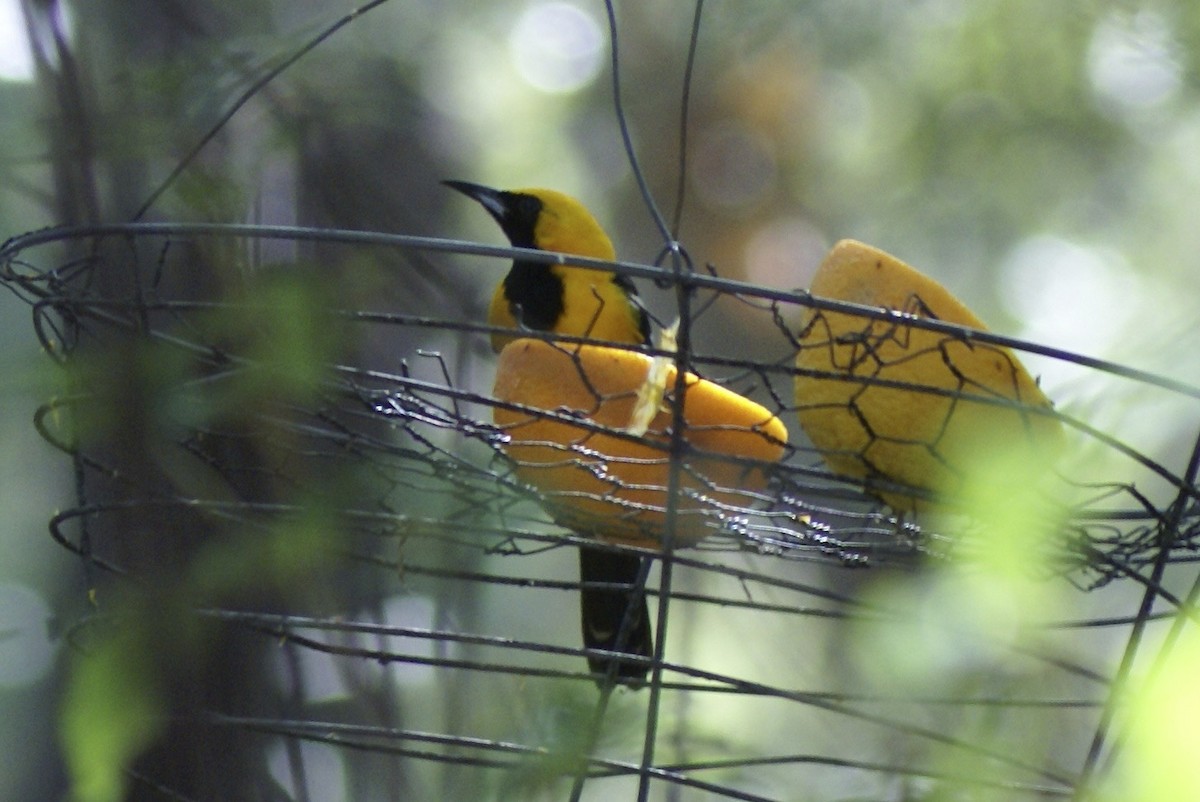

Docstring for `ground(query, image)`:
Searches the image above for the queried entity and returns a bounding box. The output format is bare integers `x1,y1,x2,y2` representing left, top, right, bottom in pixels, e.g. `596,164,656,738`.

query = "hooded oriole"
446,180,653,685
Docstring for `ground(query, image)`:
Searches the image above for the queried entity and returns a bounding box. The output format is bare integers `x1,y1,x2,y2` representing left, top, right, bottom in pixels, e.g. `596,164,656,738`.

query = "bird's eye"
515,194,543,224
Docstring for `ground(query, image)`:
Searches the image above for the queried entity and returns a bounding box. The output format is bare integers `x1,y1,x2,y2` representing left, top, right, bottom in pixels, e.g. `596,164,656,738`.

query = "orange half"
794,240,1063,513
493,338,788,546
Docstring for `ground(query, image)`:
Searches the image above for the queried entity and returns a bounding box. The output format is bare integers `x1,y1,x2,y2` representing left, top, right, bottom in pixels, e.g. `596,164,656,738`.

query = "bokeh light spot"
1088,11,1182,113
509,2,604,95
998,235,1140,359
743,216,827,289
0,0,35,82
690,122,778,212
0,582,55,688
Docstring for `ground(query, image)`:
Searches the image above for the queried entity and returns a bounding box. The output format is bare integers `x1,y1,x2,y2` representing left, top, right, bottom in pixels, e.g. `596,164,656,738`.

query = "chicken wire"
3,218,1199,800
5,1,1200,800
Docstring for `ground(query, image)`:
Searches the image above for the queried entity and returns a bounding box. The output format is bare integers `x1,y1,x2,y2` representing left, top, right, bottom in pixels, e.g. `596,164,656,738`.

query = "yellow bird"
445,180,653,685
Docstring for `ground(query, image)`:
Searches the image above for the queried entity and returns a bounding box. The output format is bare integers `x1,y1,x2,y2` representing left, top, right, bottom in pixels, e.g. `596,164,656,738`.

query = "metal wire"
4,212,1199,800
4,3,1200,801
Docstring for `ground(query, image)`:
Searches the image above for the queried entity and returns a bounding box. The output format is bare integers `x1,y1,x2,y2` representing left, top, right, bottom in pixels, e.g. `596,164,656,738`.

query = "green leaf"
60,624,166,802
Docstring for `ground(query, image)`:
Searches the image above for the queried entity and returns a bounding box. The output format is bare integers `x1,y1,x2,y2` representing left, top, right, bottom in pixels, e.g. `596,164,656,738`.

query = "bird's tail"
578,546,652,686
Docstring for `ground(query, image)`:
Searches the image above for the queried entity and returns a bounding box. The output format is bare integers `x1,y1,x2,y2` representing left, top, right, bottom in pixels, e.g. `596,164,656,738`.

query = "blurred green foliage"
1,1,1199,800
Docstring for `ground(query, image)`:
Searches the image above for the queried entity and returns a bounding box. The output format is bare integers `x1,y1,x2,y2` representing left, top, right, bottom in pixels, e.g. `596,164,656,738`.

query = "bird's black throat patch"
484,191,566,332
503,259,565,332
494,191,542,248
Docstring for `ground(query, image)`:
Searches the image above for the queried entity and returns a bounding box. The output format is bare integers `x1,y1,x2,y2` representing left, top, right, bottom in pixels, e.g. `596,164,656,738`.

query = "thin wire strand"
602,0,673,248
670,0,705,239
6,223,1199,405
1072,427,1200,799
131,0,394,221
6,6,1200,796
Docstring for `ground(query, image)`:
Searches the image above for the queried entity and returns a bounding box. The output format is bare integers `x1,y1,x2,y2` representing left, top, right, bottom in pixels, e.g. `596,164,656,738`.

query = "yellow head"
445,181,648,351
508,187,616,261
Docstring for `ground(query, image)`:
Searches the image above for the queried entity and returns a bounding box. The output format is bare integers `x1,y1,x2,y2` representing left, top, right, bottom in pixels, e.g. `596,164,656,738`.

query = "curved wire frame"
5,1,1200,799
3,218,1199,800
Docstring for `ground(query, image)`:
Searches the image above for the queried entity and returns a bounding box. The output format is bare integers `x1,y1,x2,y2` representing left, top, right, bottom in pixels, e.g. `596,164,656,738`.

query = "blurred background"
2,1,1199,800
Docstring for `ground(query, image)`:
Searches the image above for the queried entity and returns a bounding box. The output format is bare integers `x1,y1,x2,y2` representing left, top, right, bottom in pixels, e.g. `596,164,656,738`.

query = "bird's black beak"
443,180,509,226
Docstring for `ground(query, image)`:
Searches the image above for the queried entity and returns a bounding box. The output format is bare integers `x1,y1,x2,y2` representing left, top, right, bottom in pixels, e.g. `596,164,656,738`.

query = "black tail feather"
577,546,652,686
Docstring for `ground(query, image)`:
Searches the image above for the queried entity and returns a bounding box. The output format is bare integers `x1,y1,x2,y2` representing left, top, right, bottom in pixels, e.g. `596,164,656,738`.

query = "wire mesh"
4,2,1200,801
4,212,1199,800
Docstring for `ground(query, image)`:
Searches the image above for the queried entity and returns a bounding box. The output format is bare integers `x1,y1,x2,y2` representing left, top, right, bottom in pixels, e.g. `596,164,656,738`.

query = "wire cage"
5,2,1200,802
3,215,1199,801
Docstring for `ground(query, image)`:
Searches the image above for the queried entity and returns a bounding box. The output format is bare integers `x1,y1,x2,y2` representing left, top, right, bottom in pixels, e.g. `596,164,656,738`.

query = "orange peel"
794,239,1063,513
493,338,788,546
